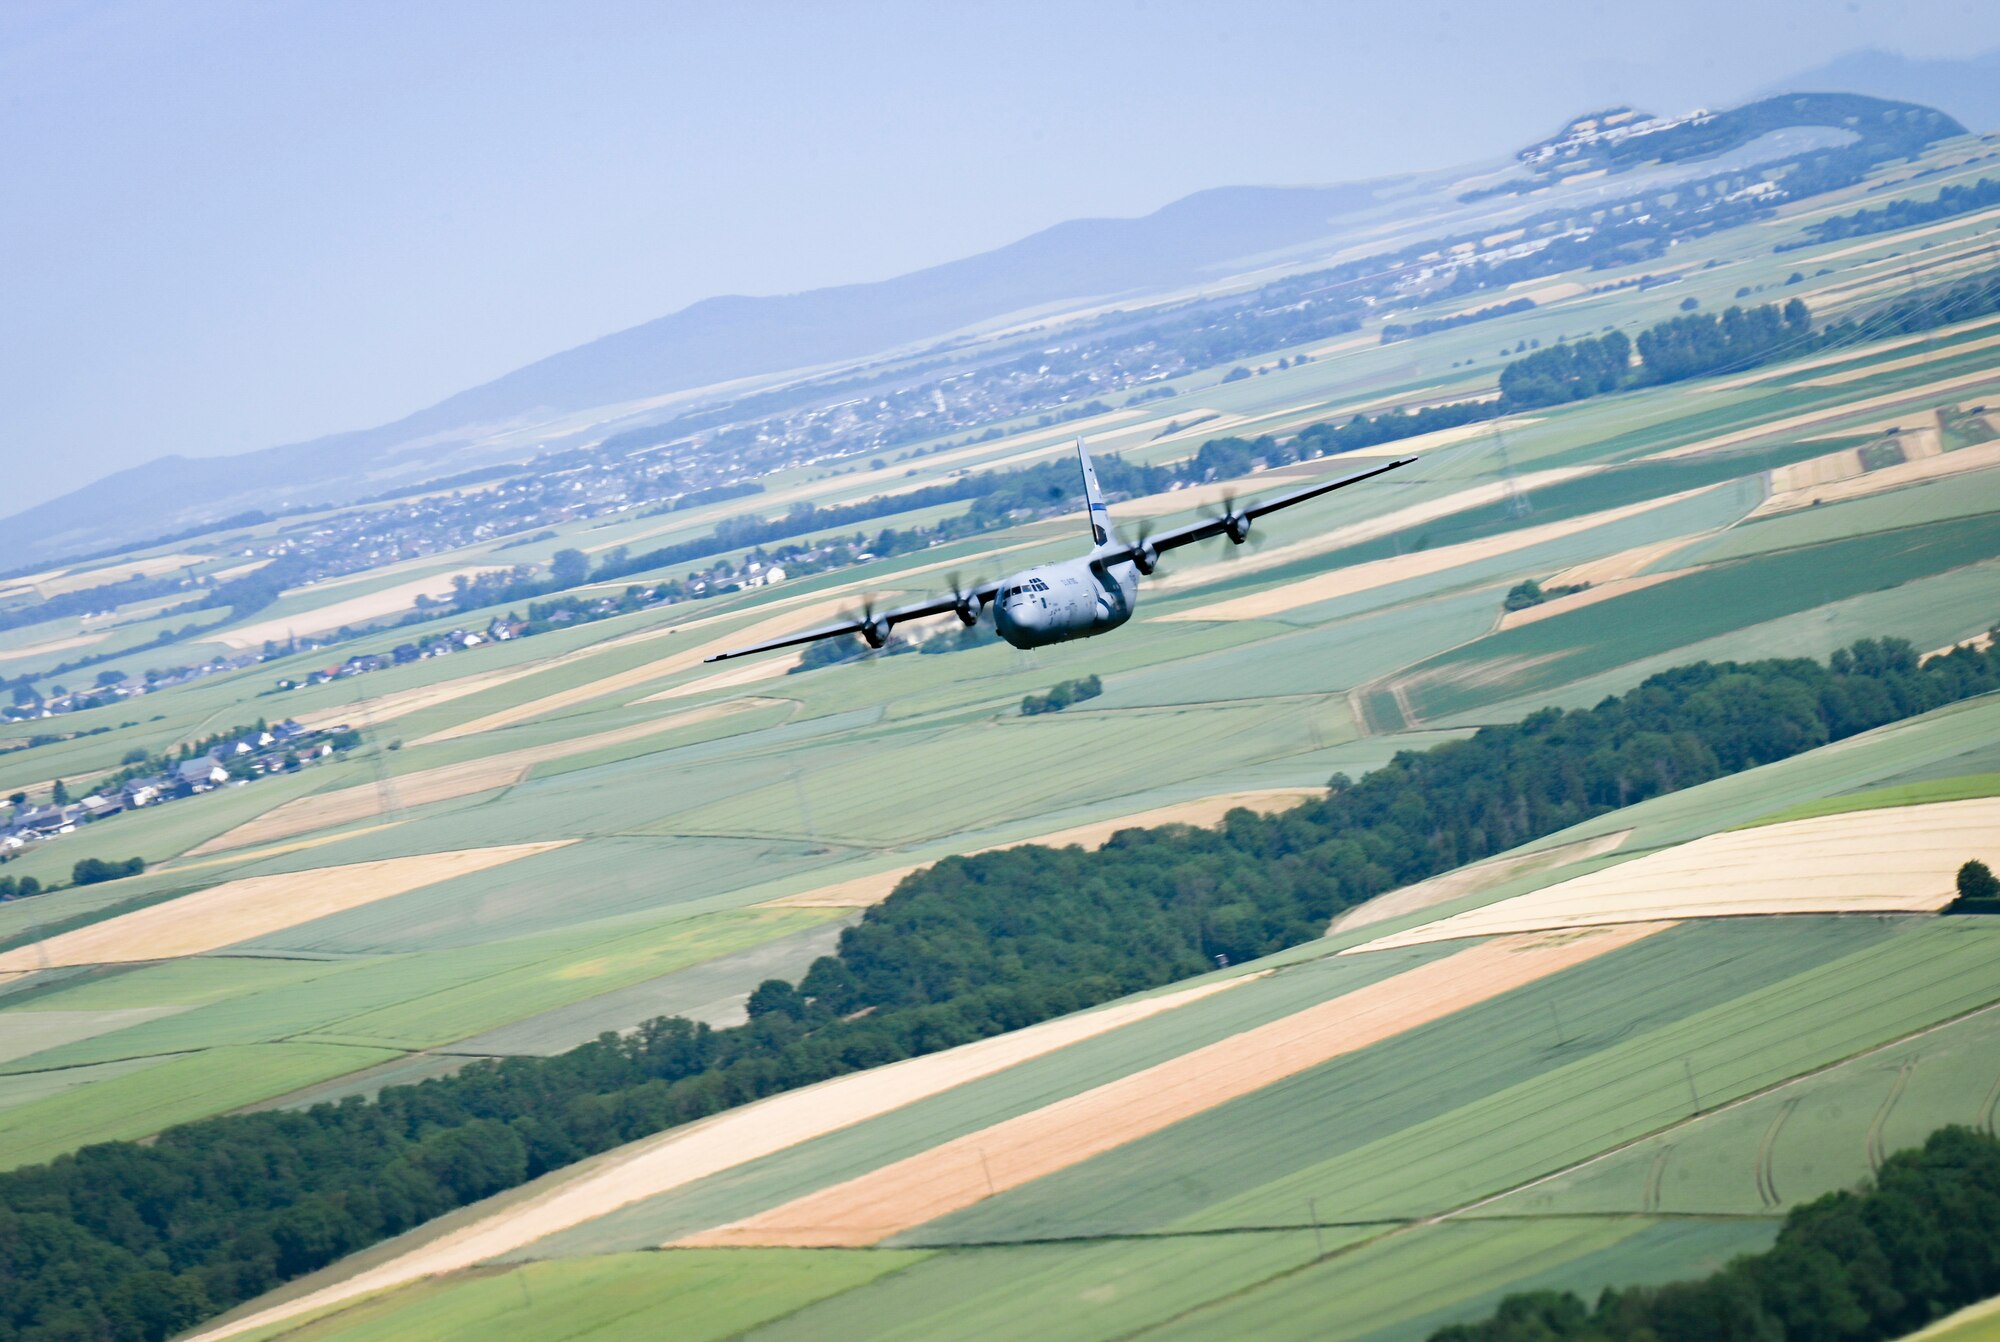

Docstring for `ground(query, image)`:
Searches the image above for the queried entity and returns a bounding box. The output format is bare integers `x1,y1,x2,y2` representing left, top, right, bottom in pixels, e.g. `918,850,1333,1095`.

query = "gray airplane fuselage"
991,555,1140,649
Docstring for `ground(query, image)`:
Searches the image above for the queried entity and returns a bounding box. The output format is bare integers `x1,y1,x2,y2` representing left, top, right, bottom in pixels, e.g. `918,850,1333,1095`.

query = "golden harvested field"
217,568,513,649
1347,797,2000,953
186,761,533,855
1544,534,1709,588
680,924,1670,1248
186,974,1254,1342
1512,281,1587,305
1923,631,1996,663
0,842,567,970
0,632,106,664
1769,447,1865,492
636,655,794,702
762,789,1321,909
1496,571,1688,631
194,699,764,853
1754,437,2000,516
1329,830,1633,934
1902,424,1944,460
29,553,209,598
1161,489,1703,623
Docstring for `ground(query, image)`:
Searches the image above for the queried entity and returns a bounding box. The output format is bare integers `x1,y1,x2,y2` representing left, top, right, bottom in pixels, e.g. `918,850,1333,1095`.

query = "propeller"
1203,491,1258,553
848,594,892,650
1129,522,1162,576
947,572,983,627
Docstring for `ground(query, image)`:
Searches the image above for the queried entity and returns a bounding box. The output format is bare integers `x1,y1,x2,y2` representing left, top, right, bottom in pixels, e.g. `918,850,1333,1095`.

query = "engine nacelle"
862,617,891,649
1133,541,1160,576
1225,513,1252,545
954,596,980,627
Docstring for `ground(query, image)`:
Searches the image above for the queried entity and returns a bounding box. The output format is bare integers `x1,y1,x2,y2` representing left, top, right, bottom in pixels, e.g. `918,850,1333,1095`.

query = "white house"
176,760,230,791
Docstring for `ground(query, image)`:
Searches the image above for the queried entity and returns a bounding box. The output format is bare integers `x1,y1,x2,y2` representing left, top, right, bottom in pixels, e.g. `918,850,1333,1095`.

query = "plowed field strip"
678,923,1670,1248
186,973,1255,1342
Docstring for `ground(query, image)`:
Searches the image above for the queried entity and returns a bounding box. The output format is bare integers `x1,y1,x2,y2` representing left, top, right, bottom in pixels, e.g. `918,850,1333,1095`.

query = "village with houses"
0,716,353,876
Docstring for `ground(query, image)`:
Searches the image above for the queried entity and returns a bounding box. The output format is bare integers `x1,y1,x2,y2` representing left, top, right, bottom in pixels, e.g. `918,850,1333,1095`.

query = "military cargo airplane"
705,438,1415,662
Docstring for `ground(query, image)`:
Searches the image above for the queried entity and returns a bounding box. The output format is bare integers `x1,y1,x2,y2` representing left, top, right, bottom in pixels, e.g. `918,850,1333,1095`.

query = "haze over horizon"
6,0,2000,519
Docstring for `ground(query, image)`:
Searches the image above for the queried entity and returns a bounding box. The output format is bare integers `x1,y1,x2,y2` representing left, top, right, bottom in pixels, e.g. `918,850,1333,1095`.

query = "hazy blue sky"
5,0,1998,515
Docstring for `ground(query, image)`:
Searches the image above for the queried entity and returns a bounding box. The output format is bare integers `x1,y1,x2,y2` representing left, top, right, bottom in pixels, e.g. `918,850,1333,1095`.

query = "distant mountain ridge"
0,179,1408,563
1757,48,2000,132
7,82,1982,565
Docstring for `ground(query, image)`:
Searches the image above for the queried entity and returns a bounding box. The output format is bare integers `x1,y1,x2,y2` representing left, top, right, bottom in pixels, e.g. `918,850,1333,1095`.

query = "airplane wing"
703,581,1001,662
1101,454,1417,566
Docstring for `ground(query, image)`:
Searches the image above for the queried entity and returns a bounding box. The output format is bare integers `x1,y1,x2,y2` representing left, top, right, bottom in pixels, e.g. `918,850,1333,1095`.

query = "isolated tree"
549,548,590,588
746,978,806,1020
1960,860,2000,904
51,779,69,805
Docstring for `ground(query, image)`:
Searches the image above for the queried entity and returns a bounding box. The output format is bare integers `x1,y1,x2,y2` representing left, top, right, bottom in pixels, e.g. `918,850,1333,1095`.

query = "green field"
1179,921,2000,1231
0,1042,397,1170
227,1249,931,1342
900,918,1893,1246
1,129,1999,1341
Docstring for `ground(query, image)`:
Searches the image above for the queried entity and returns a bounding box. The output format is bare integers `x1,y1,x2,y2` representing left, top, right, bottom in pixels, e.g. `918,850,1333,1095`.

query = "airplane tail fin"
1076,437,1121,549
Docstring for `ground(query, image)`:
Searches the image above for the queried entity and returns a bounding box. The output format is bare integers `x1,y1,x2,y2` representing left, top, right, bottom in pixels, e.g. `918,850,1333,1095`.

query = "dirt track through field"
186,974,1255,1342
190,699,763,854
762,789,1320,909
0,842,567,971
678,923,1670,1247
1347,796,2000,953
1161,489,1705,622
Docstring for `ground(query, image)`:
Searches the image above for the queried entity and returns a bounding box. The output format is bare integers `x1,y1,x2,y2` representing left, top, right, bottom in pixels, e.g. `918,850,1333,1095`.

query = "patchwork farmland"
2,119,2000,1342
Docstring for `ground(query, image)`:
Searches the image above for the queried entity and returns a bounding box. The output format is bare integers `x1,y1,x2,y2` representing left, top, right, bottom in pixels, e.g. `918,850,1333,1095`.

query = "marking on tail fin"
1076,436,1114,546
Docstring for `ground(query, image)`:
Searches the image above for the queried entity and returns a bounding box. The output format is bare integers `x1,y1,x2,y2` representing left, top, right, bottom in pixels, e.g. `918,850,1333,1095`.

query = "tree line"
1782,174,2000,252
1435,1124,2000,1342
0,633,1996,1339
